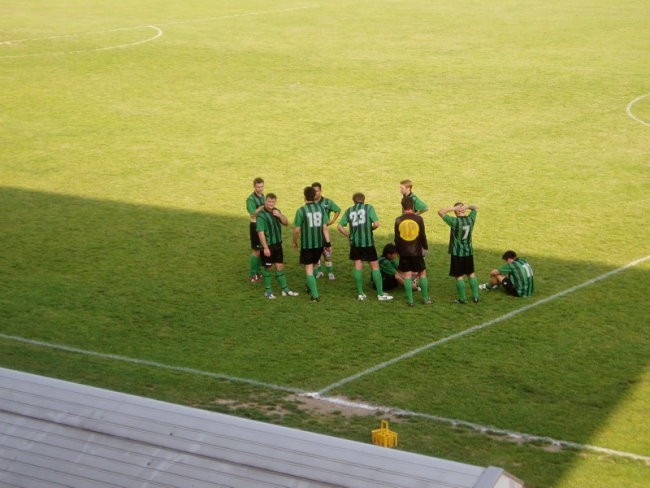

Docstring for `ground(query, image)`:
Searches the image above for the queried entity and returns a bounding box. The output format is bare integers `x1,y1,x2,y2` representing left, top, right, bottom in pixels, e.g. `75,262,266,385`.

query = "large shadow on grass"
1,186,648,487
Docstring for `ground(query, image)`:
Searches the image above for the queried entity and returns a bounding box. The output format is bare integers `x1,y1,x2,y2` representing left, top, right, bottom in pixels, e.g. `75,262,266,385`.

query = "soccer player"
480,250,534,297
312,182,341,281
394,196,431,306
373,243,420,292
337,193,393,301
256,193,299,299
399,179,428,215
246,177,265,283
293,186,332,302
438,202,480,304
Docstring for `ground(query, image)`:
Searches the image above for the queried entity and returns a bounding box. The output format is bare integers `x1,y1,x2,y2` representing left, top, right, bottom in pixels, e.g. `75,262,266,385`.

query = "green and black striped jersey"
499,258,534,297
316,197,341,222
443,209,477,257
256,208,284,246
402,192,428,213
378,256,398,278
339,203,379,248
293,202,327,249
246,191,265,219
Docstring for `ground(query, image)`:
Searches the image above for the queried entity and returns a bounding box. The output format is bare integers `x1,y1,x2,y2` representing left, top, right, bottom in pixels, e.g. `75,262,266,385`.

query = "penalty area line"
0,334,306,395
303,393,650,463
317,255,650,395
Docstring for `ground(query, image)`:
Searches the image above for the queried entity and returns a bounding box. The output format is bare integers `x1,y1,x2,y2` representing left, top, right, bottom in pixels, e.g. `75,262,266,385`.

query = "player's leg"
468,272,480,302
419,270,430,304
353,260,365,297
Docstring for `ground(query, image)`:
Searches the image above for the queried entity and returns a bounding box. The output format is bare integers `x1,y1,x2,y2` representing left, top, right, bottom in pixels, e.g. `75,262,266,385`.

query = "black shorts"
349,245,378,262
262,244,284,267
501,277,520,297
398,255,426,273
249,222,261,250
300,247,324,266
449,255,475,277
371,275,399,291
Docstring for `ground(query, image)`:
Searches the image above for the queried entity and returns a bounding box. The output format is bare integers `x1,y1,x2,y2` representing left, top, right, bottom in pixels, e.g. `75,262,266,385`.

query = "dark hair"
253,177,264,185
401,196,414,210
311,182,322,190
304,186,316,201
502,250,517,260
382,243,397,257
266,193,277,200
454,201,463,207
352,192,365,203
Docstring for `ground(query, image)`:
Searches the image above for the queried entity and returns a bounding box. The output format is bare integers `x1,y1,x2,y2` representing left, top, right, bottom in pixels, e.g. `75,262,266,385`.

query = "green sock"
404,278,414,304
276,271,288,290
419,276,429,301
469,276,479,299
257,256,263,275
326,263,333,273
306,274,318,298
455,279,467,301
353,269,364,294
371,269,384,295
262,268,272,291
249,255,259,277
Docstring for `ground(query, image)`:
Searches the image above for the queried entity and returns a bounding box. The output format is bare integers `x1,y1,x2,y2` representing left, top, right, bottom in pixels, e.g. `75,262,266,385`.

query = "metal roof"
0,367,524,487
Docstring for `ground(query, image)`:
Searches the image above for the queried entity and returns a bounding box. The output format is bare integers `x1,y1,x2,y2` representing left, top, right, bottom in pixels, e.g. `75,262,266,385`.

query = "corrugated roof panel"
0,367,524,488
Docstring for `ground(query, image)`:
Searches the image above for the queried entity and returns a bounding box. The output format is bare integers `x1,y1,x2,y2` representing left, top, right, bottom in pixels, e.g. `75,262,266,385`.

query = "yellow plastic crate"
371,419,398,448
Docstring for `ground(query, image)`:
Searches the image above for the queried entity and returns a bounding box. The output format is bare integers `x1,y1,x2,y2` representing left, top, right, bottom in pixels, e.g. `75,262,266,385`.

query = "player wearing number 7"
438,202,480,304
337,192,393,301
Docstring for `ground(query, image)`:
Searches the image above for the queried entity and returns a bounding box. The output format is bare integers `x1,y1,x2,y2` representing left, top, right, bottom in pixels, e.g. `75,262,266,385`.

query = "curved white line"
0,25,162,57
625,93,650,126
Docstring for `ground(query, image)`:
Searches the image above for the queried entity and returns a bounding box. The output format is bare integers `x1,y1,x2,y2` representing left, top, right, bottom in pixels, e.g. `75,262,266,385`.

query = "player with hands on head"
337,192,393,301
438,202,480,304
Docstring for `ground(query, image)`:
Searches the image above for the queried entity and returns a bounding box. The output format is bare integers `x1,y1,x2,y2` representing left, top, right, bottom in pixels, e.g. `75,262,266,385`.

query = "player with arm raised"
438,202,480,304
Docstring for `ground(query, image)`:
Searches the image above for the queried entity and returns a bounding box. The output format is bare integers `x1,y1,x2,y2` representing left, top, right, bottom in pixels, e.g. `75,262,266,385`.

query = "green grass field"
1,1,648,486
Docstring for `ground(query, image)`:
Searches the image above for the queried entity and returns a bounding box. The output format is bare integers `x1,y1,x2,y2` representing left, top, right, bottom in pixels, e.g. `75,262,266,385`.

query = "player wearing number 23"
337,193,393,301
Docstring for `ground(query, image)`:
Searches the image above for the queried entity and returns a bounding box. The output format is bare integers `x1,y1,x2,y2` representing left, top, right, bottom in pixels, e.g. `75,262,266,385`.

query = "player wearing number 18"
438,202,480,304
337,193,393,301
293,186,332,302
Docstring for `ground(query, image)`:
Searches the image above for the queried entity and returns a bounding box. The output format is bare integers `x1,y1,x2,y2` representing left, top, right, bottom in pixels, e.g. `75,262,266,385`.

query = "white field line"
626,93,650,126
303,393,650,463
0,334,306,395
0,4,316,55
317,255,650,395
0,25,163,58
1,255,648,462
